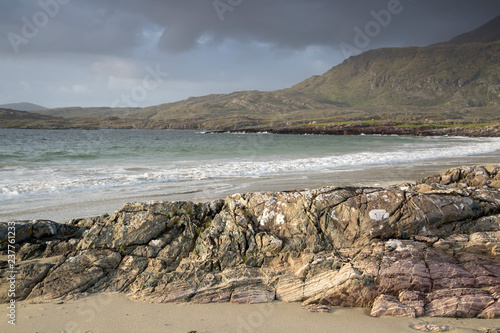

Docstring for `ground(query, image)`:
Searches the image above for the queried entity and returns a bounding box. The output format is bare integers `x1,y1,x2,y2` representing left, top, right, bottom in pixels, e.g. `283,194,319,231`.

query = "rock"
479,328,500,333
371,294,416,317
230,285,275,304
79,210,167,250
412,324,455,332
27,258,106,302
478,300,500,319
471,215,500,233
465,232,500,256
399,290,425,317
302,304,331,313
425,289,495,317
0,166,499,319
426,259,476,290
0,220,82,250
276,274,305,302
0,260,57,302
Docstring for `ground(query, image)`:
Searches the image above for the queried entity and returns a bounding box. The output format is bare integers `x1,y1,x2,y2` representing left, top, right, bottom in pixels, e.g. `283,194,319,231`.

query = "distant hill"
7,14,500,129
0,108,160,129
0,102,47,112
0,108,67,128
35,106,146,119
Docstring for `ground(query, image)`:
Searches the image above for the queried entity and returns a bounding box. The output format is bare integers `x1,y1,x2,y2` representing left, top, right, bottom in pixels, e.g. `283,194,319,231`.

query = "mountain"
289,42,500,109
6,14,500,129
127,14,500,127
137,42,500,127
0,102,46,112
438,14,500,45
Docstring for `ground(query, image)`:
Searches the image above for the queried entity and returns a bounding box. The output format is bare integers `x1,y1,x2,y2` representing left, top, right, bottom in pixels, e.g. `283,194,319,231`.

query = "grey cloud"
1,0,500,108
1,0,499,56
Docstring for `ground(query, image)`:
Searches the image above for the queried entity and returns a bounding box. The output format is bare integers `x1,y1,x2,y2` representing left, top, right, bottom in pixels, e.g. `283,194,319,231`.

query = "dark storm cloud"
1,0,500,108
1,0,499,56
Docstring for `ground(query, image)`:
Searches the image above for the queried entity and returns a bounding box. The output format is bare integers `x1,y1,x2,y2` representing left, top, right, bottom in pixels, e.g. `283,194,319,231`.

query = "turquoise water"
1,129,499,221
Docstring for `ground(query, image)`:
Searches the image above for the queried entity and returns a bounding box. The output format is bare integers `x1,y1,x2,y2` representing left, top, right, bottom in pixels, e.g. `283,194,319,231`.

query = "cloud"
56,84,88,94
0,0,499,108
1,0,499,56
91,58,144,79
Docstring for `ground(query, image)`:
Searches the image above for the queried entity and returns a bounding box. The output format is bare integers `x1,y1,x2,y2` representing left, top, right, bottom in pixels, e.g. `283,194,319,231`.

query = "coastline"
3,154,500,223
217,122,500,137
2,120,500,138
2,127,500,223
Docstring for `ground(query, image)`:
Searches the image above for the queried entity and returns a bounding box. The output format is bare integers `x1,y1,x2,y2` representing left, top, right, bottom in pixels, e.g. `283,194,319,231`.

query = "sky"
0,0,499,109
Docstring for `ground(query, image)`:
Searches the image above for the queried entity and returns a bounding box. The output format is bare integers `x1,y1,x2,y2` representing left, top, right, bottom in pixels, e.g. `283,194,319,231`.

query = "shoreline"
2,122,500,137
3,157,500,223
2,293,500,333
217,122,500,137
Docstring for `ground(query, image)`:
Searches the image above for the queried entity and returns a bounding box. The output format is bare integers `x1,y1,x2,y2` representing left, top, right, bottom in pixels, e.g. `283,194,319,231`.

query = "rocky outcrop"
1,165,499,318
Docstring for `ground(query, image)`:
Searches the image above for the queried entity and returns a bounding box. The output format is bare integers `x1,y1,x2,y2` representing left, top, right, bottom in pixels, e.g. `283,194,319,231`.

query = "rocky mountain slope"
1,165,499,319
289,41,500,109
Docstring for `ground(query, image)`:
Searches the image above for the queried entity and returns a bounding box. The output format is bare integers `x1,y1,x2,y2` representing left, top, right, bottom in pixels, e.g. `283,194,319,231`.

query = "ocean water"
1,129,499,222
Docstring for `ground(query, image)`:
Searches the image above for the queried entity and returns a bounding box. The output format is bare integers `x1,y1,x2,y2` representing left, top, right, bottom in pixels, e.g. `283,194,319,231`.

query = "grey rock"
0,166,499,319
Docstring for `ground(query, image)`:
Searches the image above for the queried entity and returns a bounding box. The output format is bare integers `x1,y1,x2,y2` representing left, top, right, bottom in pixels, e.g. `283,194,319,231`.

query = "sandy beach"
2,293,500,333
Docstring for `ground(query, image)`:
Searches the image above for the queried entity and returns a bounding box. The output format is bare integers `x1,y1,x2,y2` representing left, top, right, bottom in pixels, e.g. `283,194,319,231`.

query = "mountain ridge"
4,14,500,130
436,14,500,45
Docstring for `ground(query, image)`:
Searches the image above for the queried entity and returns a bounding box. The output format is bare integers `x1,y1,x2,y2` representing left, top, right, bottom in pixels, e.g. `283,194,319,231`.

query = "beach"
2,129,500,222
1,130,500,333
3,293,500,333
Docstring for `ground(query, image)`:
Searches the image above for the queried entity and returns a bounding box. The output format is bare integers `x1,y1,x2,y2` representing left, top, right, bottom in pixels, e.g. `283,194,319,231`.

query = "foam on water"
1,134,499,202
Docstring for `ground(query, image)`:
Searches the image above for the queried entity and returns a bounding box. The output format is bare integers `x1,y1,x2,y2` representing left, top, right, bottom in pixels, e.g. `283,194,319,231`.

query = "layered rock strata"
1,165,499,318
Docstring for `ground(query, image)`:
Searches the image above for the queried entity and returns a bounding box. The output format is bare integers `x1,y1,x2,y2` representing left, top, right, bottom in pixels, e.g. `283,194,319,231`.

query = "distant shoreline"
2,121,500,137
217,122,500,137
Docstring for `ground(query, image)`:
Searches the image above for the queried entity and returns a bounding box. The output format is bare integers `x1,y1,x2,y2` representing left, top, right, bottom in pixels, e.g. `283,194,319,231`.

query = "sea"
1,128,500,222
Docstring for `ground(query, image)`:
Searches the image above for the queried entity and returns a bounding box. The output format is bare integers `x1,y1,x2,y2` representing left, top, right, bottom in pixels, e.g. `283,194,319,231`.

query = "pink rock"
412,324,455,332
371,294,416,317
425,289,495,317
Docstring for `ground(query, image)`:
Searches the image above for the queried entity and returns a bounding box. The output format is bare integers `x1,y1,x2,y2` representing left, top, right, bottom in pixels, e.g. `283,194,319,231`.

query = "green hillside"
137,41,500,127
289,42,500,109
